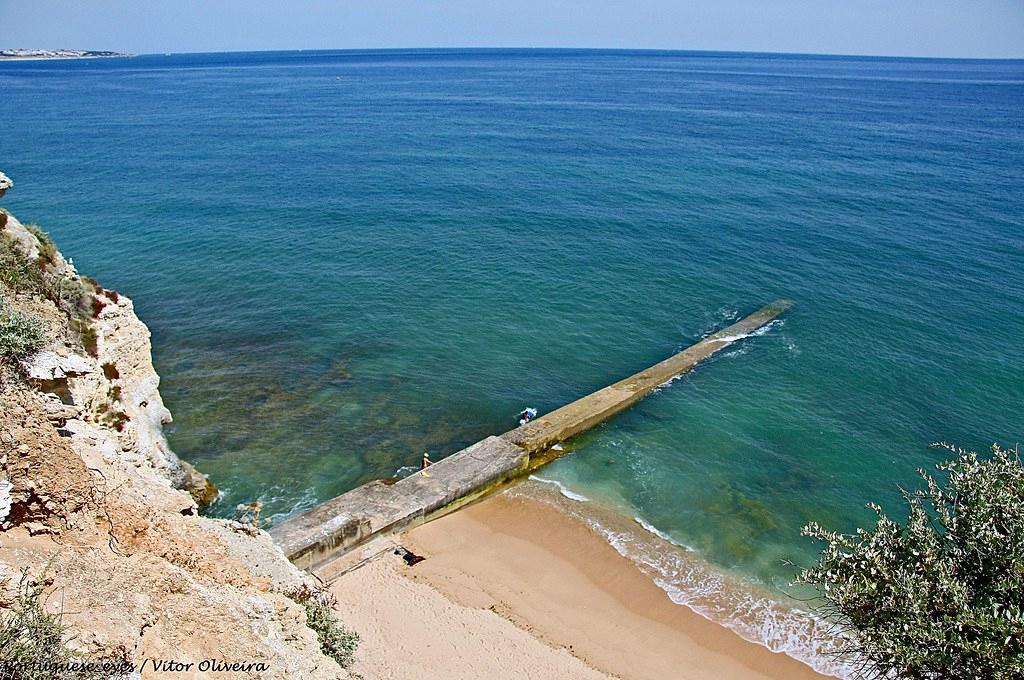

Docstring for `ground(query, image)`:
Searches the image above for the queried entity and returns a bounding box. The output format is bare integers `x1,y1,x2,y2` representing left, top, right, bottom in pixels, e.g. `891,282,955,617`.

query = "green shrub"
0,304,45,364
0,226,97,360
800,443,1024,680
0,235,45,295
24,224,56,266
287,584,359,670
0,232,87,319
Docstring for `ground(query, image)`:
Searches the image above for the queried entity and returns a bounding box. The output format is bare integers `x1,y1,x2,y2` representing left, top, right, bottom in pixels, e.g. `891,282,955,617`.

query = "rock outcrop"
5,210,215,506
0,198,350,678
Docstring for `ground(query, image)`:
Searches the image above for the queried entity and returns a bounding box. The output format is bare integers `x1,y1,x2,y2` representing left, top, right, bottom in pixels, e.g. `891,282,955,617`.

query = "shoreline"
0,54,131,62
331,488,835,679
0,56,130,61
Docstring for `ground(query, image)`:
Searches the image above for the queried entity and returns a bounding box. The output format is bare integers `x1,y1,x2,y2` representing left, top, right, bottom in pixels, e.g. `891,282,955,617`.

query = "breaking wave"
710,318,785,344
528,475,591,502
633,516,695,551
518,482,859,679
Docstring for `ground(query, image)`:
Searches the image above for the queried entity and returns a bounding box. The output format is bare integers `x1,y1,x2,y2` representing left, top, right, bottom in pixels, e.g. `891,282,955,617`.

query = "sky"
2,0,1023,59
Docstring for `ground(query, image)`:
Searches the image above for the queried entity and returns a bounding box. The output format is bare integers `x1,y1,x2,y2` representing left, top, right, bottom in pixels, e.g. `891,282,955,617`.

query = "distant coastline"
0,48,131,60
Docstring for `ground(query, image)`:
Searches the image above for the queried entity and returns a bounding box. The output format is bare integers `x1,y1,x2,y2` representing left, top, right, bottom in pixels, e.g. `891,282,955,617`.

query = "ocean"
3,49,1022,674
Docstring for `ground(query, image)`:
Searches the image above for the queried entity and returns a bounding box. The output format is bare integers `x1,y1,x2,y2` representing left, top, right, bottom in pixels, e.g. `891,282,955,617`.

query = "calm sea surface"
3,49,1022,673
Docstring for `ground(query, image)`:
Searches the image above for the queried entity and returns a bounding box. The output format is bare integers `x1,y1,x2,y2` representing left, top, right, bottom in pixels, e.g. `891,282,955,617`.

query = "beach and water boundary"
3,49,1021,677
331,484,846,679
280,299,855,677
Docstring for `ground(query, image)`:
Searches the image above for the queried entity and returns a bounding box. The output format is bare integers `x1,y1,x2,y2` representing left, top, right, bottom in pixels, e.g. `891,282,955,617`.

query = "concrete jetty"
271,300,793,570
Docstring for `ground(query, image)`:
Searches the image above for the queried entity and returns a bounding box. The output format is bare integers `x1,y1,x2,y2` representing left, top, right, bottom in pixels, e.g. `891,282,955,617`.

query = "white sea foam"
394,465,419,479
659,319,784,387
519,478,860,676
268,486,322,523
710,318,784,344
570,509,858,679
633,516,694,551
697,308,741,337
528,475,591,502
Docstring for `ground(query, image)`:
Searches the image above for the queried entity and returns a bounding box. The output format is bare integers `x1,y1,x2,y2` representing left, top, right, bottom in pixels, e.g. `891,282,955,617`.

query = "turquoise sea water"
3,49,1023,672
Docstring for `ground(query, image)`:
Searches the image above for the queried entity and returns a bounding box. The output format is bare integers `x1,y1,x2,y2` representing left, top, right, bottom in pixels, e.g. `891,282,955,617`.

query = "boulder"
0,479,12,524
180,460,220,508
20,350,94,381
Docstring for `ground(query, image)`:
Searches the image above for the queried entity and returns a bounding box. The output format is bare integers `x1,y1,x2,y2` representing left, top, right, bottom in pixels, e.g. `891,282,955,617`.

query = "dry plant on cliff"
0,570,130,680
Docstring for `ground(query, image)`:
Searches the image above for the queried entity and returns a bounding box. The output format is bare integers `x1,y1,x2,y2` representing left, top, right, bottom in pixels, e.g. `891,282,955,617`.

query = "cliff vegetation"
0,175,357,678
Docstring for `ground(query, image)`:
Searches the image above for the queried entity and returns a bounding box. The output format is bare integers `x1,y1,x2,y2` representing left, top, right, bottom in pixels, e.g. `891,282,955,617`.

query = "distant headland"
0,48,131,60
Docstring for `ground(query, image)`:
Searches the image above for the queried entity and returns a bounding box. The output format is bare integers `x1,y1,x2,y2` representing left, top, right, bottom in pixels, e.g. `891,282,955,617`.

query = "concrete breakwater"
271,300,793,570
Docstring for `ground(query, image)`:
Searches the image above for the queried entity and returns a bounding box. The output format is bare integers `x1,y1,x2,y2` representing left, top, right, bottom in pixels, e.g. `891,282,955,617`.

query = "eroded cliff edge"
0,198,352,678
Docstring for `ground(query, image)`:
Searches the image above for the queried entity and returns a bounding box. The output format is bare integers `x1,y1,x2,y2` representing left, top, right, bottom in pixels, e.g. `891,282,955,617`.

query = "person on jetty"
518,407,538,426
420,452,433,477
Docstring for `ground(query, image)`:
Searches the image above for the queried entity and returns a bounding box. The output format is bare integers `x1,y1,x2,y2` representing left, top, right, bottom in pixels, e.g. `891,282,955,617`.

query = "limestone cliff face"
0,209,348,678
9,211,215,506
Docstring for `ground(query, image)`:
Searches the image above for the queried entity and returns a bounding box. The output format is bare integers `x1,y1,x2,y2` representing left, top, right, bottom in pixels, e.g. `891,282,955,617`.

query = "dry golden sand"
331,490,831,680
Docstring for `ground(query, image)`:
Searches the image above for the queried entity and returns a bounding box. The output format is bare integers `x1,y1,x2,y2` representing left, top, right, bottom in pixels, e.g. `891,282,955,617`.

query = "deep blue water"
2,48,1023,669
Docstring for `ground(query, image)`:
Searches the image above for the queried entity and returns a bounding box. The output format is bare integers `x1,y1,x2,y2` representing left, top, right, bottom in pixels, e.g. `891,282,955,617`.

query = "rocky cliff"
0,199,352,678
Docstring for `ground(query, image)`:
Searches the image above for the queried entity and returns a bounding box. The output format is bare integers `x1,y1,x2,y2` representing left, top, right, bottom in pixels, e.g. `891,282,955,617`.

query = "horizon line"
5,46,1024,62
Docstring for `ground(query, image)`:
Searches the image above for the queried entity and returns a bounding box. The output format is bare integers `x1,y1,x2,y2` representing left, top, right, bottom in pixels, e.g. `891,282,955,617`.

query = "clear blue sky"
2,0,1023,59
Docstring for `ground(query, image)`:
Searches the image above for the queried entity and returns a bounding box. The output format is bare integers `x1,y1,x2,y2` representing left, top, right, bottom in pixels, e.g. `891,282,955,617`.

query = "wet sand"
330,490,831,679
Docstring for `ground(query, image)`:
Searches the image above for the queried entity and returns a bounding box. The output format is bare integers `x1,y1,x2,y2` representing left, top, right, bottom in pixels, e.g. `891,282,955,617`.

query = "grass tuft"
69,319,97,357
0,234,46,294
90,297,107,319
24,224,56,266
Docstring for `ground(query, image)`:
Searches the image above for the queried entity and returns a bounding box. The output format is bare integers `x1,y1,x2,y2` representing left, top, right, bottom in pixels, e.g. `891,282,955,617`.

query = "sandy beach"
329,490,831,680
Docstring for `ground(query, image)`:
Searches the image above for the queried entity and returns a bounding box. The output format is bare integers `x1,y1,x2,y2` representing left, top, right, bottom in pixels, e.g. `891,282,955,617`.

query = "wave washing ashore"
274,300,848,675
331,486,837,679
518,480,853,677
3,49,1022,677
